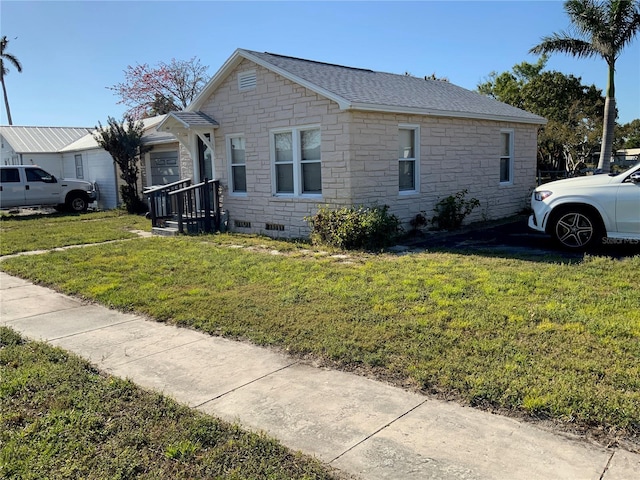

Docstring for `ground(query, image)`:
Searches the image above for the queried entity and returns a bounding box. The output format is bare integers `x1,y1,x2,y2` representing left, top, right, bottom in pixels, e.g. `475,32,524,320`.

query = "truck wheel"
67,194,89,213
549,208,602,250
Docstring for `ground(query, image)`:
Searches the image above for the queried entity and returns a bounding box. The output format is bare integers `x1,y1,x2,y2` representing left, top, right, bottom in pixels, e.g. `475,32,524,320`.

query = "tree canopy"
478,57,606,172
529,0,640,172
110,57,210,119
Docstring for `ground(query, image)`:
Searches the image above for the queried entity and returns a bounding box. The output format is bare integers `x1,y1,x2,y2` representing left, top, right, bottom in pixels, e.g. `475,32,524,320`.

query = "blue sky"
1,0,639,127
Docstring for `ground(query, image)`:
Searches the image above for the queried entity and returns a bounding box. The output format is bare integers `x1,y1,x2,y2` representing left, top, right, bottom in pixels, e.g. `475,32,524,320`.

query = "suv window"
1,168,20,183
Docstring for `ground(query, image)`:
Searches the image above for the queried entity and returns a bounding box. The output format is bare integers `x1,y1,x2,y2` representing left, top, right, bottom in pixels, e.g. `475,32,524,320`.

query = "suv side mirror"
630,172,640,184
42,174,57,183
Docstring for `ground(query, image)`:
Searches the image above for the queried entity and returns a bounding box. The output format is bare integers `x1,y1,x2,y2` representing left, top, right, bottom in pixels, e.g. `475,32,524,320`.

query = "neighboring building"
614,148,640,168
1,117,177,210
157,49,547,238
1,126,91,178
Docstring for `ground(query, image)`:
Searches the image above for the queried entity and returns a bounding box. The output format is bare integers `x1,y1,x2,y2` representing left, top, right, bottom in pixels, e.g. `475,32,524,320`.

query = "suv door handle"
25,185,30,190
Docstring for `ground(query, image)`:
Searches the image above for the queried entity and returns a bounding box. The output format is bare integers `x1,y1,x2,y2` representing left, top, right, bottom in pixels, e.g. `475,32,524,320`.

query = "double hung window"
273,126,321,195
399,125,419,192
227,135,246,193
500,130,514,184
75,154,84,179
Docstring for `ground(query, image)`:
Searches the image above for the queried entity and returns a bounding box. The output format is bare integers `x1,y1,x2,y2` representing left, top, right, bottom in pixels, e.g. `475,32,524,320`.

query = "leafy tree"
617,119,640,148
94,117,151,213
530,0,640,173
478,58,604,171
0,36,22,125
110,57,210,119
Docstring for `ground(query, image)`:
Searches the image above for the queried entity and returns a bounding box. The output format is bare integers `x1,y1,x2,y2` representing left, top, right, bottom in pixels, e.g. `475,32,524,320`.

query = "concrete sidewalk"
1,271,638,479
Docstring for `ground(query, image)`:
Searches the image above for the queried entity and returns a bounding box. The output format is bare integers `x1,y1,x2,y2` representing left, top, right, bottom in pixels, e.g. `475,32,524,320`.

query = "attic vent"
238,71,257,91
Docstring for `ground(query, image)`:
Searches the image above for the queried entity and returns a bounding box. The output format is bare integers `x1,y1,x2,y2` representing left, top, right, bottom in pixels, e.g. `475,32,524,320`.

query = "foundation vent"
265,223,285,231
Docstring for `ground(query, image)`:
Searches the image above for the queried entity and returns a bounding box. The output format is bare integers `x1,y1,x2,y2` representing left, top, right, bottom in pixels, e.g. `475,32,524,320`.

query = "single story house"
1,117,179,210
156,49,547,238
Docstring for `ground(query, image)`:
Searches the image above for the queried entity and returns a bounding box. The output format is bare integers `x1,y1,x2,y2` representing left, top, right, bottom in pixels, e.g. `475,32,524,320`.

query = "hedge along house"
156,49,547,238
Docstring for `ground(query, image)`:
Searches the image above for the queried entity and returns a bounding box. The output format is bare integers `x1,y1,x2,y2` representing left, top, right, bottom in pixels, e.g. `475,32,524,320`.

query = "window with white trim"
75,154,84,179
398,125,419,192
500,130,514,184
227,135,246,193
272,126,321,195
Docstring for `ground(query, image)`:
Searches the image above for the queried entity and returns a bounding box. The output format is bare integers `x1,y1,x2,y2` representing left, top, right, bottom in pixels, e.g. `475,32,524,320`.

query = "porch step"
152,226,180,237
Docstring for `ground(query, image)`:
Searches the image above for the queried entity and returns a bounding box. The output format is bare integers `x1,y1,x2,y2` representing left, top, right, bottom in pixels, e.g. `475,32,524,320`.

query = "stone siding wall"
348,112,538,227
194,59,539,238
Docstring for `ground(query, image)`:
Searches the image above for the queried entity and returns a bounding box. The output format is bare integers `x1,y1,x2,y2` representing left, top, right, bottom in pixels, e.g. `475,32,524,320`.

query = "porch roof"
156,111,219,134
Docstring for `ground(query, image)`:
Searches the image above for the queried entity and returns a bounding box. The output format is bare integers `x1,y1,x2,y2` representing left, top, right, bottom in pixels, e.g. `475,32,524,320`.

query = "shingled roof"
190,49,546,125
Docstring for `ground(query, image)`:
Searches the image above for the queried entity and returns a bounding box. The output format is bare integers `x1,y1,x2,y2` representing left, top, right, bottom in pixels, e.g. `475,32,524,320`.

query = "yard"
0,327,340,479
1,212,639,453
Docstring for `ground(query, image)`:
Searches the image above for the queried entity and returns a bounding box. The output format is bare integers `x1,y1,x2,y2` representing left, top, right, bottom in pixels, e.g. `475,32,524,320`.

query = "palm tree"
1,35,23,126
530,0,640,173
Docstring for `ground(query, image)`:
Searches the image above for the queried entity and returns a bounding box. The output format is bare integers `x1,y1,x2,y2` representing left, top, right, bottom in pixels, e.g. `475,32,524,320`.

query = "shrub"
431,189,480,230
307,205,402,250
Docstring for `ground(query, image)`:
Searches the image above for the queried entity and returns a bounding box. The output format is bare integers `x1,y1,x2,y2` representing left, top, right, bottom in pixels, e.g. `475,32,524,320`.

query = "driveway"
405,215,640,259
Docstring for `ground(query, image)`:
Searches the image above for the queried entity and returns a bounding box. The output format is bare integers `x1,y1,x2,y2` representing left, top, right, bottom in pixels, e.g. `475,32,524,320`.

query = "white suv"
529,162,640,249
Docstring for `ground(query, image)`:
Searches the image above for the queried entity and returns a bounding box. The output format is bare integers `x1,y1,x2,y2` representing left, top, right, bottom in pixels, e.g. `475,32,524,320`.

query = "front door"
197,134,213,182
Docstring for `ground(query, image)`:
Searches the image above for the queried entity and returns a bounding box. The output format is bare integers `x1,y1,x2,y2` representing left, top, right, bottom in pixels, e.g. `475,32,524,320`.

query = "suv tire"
549,208,603,250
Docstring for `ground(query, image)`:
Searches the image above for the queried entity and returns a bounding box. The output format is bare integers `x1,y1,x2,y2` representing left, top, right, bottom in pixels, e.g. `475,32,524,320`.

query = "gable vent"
238,71,257,91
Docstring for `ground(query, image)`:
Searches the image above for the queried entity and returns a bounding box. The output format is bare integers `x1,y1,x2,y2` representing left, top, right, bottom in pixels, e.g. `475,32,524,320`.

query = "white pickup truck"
0,165,97,212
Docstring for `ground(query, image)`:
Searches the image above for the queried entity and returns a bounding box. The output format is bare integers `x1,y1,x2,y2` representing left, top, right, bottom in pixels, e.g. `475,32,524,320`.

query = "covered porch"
145,111,223,235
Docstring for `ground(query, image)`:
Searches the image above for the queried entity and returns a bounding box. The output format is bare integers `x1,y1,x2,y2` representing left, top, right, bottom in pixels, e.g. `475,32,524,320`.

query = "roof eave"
345,103,548,125
189,49,353,112
239,50,352,109
188,49,246,111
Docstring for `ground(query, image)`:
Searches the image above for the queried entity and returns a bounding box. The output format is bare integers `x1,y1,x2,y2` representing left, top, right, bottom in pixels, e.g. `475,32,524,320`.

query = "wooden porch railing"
168,178,221,234
145,178,192,227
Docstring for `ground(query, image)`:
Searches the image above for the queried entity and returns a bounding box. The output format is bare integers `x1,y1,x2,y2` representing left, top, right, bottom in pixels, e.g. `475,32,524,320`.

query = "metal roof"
0,126,92,153
56,116,175,152
192,49,547,125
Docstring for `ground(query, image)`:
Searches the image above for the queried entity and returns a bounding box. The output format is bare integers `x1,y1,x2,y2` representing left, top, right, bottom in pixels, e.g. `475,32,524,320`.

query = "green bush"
431,189,480,230
307,204,402,250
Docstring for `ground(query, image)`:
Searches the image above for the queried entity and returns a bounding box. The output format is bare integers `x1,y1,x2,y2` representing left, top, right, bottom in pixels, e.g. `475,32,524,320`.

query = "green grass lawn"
2,227,639,450
0,328,340,479
0,210,149,256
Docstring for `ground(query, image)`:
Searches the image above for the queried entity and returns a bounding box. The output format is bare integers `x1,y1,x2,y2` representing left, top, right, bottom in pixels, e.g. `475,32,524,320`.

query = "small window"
228,135,247,193
1,168,20,183
500,130,514,184
399,125,419,193
238,70,257,91
75,154,84,179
